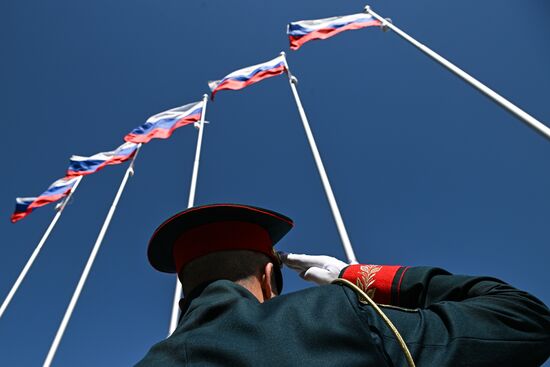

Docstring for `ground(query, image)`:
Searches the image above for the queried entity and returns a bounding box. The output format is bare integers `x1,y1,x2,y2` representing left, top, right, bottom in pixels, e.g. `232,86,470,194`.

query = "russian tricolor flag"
124,101,204,144
208,55,287,99
11,176,80,223
66,142,138,176
288,13,382,50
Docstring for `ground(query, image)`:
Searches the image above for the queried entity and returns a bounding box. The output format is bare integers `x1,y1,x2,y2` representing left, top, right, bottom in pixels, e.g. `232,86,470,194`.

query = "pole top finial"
364,5,371,13
202,93,209,99
280,51,286,57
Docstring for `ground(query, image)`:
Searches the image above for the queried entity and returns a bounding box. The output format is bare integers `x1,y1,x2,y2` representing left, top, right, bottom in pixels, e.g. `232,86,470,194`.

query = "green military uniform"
136,265,550,366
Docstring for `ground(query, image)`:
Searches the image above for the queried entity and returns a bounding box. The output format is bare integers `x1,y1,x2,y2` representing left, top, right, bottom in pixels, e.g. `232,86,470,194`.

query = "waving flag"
11,176,80,223
67,142,138,176
124,101,204,144
288,13,381,50
208,55,287,99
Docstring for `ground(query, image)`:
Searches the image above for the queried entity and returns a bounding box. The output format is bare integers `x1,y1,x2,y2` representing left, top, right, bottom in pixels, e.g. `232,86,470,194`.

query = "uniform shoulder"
267,283,356,310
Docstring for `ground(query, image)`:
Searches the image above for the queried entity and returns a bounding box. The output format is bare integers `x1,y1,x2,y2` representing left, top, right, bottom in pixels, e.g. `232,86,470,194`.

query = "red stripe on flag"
11,210,32,223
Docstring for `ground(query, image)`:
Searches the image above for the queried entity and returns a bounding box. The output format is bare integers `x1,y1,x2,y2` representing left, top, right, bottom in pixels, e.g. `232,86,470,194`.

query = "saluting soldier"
136,203,550,366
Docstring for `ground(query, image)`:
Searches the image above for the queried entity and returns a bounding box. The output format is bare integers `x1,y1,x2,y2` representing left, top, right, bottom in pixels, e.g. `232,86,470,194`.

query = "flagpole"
280,52,358,264
43,144,142,367
168,94,209,335
187,95,209,209
0,176,83,320
364,5,550,142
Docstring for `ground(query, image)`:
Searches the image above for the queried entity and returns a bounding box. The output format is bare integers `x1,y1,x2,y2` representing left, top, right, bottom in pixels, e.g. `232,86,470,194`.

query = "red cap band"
173,221,274,273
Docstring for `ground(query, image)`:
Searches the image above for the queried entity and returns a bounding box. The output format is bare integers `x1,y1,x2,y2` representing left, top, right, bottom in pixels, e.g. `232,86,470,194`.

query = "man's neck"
235,278,265,302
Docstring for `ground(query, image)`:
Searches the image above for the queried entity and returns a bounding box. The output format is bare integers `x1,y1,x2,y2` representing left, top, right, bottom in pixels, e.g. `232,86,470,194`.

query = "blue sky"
1,0,549,365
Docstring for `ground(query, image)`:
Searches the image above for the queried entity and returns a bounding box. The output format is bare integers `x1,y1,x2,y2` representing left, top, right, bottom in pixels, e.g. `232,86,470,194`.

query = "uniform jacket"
136,266,550,366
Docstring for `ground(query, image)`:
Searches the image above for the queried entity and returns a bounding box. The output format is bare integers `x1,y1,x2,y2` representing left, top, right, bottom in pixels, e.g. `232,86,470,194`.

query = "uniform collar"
178,280,259,319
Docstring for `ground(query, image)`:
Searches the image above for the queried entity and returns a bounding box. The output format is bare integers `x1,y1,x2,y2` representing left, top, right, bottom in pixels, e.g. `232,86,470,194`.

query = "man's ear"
261,262,275,301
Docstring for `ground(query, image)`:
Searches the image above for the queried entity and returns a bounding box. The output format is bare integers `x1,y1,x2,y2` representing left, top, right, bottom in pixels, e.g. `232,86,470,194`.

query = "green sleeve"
345,266,550,366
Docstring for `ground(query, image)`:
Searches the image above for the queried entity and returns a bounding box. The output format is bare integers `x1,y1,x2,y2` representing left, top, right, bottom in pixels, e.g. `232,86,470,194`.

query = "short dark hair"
178,250,276,295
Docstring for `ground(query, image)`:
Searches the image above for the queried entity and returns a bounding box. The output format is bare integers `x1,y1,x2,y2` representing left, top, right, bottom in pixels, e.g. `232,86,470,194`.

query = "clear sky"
1,0,549,365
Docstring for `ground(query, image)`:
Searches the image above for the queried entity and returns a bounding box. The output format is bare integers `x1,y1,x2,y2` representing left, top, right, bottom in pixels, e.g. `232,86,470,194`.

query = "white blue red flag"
124,101,204,144
67,142,138,176
208,55,287,99
287,13,381,50
11,176,80,223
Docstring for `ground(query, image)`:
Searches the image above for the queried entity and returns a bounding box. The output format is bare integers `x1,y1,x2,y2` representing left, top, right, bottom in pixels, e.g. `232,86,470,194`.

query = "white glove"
279,252,348,285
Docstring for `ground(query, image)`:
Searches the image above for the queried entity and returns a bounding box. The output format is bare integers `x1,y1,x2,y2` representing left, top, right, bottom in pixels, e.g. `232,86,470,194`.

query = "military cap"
148,203,293,293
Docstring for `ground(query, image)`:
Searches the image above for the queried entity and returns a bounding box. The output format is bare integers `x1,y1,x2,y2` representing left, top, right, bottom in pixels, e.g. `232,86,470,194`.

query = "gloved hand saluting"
279,252,348,285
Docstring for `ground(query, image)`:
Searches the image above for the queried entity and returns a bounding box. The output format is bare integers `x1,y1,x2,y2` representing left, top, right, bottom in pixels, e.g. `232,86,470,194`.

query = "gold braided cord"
332,278,416,367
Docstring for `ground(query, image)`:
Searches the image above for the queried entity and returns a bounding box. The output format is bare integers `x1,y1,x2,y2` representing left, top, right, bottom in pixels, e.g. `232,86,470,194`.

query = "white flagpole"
187,95,209,209
43,144,142,367
0,176,83,320
365,5,550,141
168,94,209,335
280,52,358,264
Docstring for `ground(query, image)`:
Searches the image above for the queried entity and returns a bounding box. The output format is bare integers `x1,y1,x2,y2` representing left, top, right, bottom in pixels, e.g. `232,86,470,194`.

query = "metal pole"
43,144,142,367
168,94,209,335
0,176,83,320
280,52,358,264
187,95,209,209
365,5,550,141
168,278,184,335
